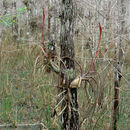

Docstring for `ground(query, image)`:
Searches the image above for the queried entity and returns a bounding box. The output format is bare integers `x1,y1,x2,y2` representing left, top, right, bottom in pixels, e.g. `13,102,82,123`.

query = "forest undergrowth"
0,29,129,130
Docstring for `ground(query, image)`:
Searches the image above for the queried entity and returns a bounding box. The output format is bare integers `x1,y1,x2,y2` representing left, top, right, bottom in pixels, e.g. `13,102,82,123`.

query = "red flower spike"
42,8,48,57
90,23,102,72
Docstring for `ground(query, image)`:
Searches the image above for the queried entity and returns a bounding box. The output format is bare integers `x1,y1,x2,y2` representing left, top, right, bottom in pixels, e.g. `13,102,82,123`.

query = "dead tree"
60,0,79,129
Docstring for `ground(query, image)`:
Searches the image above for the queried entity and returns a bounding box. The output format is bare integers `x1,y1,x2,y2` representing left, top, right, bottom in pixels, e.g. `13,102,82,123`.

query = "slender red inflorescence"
42,8,47,57
42,8,45,49
89,23,102,72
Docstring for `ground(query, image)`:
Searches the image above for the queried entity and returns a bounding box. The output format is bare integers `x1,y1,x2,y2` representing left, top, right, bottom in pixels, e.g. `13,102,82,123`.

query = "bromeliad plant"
42,23,102,88
34,8,102,119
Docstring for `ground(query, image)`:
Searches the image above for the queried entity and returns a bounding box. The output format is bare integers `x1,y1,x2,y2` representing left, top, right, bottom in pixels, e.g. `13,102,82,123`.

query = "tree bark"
11,0,19,45
113,0,126,129
60,0,79,129
0,26,2,48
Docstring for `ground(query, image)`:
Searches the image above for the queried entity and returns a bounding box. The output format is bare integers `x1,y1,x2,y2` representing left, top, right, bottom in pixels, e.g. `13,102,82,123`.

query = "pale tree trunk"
12,0,18,40
81,35,84,65
52,8,56,41
83,11,92,102
0,28,1,76
0,1,2,48
60,0,79,129
81,11,85,65
23,0,33,38
16,0,22,42
3,0,7,15
113,0,126,129
47,0,51,40
0,28,2,48
51,2,57,53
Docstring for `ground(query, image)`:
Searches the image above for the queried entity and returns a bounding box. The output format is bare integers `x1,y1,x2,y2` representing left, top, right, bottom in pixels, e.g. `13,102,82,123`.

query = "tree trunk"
60,0,79,129
0,26,2,48
12,0,18,41
113,0,126,129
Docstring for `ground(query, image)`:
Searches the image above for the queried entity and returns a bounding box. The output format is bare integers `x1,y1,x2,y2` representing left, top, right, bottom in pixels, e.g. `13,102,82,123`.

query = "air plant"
33,8,102,119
